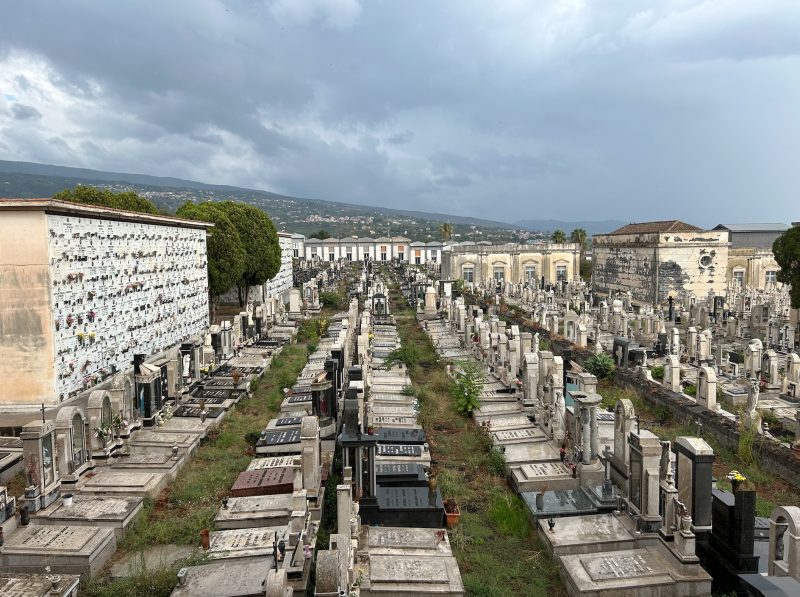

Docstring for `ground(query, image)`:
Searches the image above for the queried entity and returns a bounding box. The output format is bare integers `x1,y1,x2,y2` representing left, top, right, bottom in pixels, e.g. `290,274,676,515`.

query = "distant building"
441,241,581,286
302,236,421,262
713,223,788,290
0,198,211,410
592,220,730,307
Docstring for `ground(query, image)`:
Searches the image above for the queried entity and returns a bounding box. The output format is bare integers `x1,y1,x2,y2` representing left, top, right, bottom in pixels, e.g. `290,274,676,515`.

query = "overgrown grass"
390,285,564,597
84,341,312,597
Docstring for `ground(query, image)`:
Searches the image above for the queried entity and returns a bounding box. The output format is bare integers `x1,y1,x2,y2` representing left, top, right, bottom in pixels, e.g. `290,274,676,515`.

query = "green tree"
217,201,280,307
551,229,567,243
176,201,245,321
570,228,588,254
309,228,331,240
54,185,158,214
773,226,800,308
440,222,454,242
451,360,484,416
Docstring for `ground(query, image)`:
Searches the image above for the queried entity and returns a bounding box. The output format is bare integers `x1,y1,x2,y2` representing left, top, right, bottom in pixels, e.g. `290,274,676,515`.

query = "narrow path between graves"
387,285,565,597
82,319,322,597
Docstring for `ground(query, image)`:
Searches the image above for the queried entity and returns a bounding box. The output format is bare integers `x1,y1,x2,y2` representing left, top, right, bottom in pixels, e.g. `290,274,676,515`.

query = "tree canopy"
217,201,281,305
570,228,588,253
551,229,567,243
176,201,245,319
440,222,454,242
773,226,800,308
308,228,331,240
54,185,158,214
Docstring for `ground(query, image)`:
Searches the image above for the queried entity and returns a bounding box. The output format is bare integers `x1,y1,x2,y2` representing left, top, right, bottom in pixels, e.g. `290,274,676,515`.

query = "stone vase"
535,492,545,510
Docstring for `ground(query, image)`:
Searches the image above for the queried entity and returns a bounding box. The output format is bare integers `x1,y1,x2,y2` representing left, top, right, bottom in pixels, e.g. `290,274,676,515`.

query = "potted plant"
726,470,746,493
24,454,40,497
231,369,242,385
93,426,110,448
444,498,460,527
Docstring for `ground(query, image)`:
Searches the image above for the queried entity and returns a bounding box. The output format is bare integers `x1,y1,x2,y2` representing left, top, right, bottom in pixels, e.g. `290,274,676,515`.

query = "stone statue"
554,390,566,436
746,379,760,414
660,441,671,481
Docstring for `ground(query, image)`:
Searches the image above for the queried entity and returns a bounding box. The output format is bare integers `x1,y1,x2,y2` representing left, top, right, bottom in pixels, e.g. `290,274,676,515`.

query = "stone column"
581,406,591,465
590,404,599,461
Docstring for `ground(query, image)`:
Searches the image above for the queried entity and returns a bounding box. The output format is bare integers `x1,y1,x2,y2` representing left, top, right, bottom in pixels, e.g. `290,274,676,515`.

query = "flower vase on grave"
535,492,545,510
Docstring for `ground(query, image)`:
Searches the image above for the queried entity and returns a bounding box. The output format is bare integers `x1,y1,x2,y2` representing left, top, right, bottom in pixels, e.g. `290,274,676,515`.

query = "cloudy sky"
1,1,798,225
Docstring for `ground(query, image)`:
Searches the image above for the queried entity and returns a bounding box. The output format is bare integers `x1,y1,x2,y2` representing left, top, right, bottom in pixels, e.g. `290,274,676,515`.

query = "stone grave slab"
521,488,598,519
492,427,546,445
33,495,143,540
231,467,294,497
369,415,420,429
208,526,286,560
75,470,168,498
558,546,711,597
186,391,228,404
266,416,302,430
246,455,297,471
173,405,224,419
479,391,519,403
481,414,534,431
370,393,417,405
370,384,410,394
510,461,577,493
369,404,417,416
0,525,117,577
362,555,464,595
376,428,426,445
255,429,301,455
158,416,217,437
169,558,273,597
0,572,80,597
365,526,453,556
503,442,561,465
537,513,642,556
473,403,523,420
129,430,200,456
375,463,428,486
110,451,184,479
213,494,293,529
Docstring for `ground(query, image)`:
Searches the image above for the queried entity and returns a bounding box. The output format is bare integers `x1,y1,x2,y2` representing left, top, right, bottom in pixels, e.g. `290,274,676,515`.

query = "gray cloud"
0,0,798,225
10,103,41,120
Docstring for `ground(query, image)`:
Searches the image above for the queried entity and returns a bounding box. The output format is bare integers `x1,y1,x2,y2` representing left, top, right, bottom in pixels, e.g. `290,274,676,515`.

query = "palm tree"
441,222,454,242
551,229,566,243
570,228,588,255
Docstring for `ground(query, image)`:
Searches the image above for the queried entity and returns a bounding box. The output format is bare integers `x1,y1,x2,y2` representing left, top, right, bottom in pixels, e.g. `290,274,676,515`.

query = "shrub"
488,447,506,477
683,383,697,397
650,365,664,380
451,360,484,416
585,353,615,380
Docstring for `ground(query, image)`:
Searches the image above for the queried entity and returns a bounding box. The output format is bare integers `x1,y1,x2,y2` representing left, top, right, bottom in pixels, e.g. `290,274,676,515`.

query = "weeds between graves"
390,288,564,597
83,337,313,597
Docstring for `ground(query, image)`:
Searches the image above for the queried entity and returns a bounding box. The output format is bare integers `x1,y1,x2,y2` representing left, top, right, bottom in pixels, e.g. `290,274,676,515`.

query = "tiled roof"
607,220,703,235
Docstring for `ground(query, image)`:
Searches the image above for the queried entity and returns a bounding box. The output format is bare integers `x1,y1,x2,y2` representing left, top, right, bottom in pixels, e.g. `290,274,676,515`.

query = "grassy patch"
389,286,564,597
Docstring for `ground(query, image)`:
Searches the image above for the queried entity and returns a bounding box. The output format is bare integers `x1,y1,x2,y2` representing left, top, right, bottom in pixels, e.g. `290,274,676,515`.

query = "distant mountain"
514,219,627,236
0,160,531,242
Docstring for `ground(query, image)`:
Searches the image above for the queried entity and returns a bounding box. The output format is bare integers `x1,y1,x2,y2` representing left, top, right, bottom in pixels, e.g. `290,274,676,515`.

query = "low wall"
464,293,800,489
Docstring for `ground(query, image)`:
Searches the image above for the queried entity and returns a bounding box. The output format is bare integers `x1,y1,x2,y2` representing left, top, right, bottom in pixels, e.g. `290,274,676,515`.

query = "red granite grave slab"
230,466,294,497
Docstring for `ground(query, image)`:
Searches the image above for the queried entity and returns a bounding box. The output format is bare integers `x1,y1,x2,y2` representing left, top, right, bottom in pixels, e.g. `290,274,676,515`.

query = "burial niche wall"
48,214,209,402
